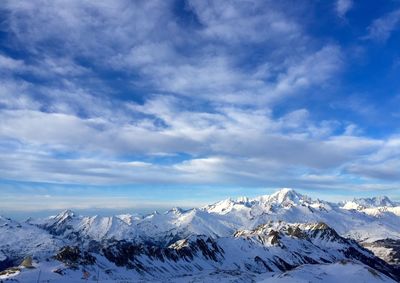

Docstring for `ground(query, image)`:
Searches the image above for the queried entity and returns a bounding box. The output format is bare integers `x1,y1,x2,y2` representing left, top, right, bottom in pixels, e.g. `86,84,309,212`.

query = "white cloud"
365,9,400,42
1,0,344,112
0,54,26,71
336,0,353,17
3,0,172,58
345,137,400,181
0,103,391,187
271,45,342,100
187,0,301,43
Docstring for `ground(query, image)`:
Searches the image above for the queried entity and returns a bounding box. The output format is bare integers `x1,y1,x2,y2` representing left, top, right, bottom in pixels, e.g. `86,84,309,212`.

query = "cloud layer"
0,0,399,211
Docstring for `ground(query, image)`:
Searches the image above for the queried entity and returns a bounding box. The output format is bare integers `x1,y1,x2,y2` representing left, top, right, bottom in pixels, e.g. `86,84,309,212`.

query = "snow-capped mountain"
28,210,138,242
1,188,399,282
205,188,316,213
29,188,399,244
342,196,399,210
201,188,400,243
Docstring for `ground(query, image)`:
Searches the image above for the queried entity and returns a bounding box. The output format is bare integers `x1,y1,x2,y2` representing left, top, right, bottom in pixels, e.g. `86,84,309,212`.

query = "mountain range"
0,188,399,282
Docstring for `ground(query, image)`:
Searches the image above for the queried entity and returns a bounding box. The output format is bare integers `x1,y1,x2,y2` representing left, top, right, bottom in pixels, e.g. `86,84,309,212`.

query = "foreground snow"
259,261,396,283
3,262,397,283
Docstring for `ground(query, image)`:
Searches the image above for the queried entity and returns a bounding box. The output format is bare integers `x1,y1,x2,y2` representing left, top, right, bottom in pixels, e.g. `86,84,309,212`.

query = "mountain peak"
268,188,306,204
273,187,297,197
204,188,312,214
276,187,296,194
165,207,185,215
53,209,75,221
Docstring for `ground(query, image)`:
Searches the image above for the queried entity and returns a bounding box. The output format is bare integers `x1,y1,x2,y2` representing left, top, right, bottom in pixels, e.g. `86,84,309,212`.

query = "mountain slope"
0,216,60,266
1,221,399,282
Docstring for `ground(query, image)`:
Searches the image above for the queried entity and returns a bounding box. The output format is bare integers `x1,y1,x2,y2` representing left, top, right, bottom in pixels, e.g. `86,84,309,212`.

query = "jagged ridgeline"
0,189,399,282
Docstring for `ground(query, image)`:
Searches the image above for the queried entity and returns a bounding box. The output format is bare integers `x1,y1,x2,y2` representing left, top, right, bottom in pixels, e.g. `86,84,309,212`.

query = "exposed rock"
20,256,34,268
54,246,96,268
363,239,400,266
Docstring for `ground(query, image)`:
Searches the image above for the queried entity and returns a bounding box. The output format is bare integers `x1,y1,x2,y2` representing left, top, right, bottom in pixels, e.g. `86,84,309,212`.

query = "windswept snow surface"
258,261,397,283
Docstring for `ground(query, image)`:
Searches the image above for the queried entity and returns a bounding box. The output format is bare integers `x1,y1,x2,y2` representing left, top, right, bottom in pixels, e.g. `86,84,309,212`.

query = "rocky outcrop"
54,246,96,268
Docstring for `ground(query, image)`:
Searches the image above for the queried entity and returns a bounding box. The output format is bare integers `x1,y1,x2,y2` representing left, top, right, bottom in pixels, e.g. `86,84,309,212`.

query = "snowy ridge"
29,210,139,242
342,196,399,210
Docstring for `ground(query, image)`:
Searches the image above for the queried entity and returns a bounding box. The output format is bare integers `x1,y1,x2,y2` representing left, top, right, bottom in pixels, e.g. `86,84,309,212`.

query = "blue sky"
0,0,400,216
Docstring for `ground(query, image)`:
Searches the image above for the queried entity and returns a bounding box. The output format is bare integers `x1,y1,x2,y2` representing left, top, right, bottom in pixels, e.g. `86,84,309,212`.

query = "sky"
0,0,400,217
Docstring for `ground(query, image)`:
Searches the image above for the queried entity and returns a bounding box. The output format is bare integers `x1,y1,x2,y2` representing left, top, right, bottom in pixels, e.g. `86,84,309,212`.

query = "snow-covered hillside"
0,216,60,264
1,221,399,282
